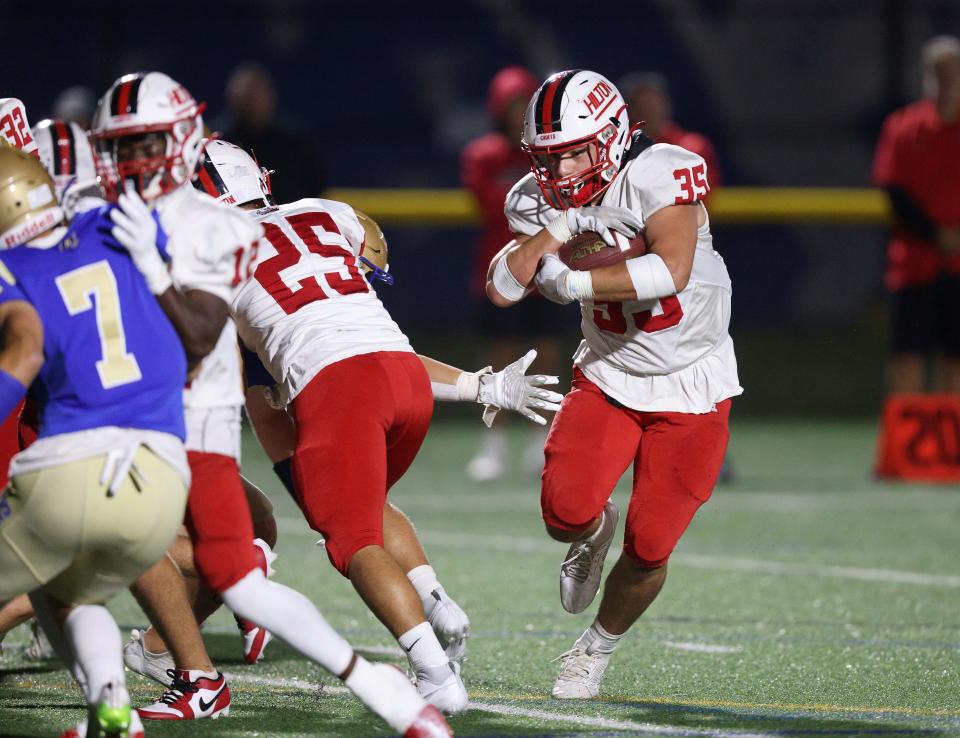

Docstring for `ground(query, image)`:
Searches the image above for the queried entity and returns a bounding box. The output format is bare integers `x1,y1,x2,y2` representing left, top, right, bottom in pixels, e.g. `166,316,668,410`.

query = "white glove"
110,184,172,295
536,253,575,304
546,205,642,246
477,349,564,426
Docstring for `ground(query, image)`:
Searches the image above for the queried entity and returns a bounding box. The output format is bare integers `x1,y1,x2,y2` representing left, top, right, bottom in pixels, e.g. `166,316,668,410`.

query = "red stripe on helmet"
540,78,561,134
53,121,72,175
196,166,220,198
116,81,133,116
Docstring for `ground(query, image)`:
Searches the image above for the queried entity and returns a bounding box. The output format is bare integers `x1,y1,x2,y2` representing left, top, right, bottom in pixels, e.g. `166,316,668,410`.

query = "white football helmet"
89,72,205,202
0,98,39,158
521,70,631,209
33,119,102,218
193,138,273,207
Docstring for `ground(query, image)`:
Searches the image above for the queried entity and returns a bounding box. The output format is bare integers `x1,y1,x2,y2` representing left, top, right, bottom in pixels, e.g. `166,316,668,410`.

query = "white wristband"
625,253,676,301
545,212,573,243
491,256,528,303
563,270,594,301
454,367,491,402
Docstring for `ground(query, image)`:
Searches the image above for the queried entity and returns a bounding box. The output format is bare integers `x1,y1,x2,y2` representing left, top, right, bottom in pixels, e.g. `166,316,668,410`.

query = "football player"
197,138,562,715
0,109,105,662
0,139,188,738
90,74,451,737
487,70,742,698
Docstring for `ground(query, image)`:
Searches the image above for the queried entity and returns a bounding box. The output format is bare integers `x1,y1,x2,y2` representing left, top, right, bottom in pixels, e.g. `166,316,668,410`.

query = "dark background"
6,0,959,416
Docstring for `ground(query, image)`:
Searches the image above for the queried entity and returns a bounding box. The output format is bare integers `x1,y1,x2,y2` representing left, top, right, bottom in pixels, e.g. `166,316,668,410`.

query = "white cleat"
415,662,468,715
25,619,55,660
466,432,506,482
560,501,619,614
551,646,611,699
426,589,470,664
123,630,175,686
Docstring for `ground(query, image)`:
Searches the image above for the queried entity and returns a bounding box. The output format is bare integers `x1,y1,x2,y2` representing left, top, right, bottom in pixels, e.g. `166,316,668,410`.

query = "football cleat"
466,432,506,482
61,683,145,738
551,646,611,699
415,662,468,716
137,669,230,720
560,500,619,614
123,629,175,686
404,705,452,738
234,538,277,664
426,589,470,664
25,618,55,660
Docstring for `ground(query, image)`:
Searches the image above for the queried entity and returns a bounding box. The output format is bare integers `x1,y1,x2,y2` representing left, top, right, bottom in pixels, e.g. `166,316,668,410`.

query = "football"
557,230,647,271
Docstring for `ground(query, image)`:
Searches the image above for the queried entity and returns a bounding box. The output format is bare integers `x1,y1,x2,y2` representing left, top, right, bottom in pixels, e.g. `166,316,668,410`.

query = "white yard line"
663,641,743,654
222,671,776,738
275,518,960,588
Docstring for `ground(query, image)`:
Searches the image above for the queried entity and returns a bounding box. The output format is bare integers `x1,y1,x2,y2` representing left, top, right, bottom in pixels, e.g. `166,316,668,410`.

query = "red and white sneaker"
404,705,452,738
137,669,230,720
234,538,276,664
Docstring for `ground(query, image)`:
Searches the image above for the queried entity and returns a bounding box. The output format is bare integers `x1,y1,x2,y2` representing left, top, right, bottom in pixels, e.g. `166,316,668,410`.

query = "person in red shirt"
873,36,960,394
618,72,722,188
461,66,568,480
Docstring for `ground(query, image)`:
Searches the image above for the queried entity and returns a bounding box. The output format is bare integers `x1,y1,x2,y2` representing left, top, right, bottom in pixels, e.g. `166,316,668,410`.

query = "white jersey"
156,186,261,456
0,98,38,157
230,198,413,406
505,142,742,414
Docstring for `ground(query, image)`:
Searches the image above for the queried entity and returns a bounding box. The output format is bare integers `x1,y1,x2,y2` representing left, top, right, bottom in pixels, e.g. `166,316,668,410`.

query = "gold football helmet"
0,140,64,249
354,209,394,285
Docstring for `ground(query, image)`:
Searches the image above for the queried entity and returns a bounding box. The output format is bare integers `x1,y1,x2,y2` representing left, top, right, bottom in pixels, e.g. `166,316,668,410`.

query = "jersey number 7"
56,261,143,389
255,211,369,315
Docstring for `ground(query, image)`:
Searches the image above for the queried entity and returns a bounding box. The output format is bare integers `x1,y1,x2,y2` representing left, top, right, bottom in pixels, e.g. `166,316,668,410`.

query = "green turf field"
1,417,958,737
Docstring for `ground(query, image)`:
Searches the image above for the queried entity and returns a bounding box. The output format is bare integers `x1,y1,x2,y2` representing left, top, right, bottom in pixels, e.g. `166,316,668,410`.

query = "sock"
29,590,87,694
577,619,623,655
345,655,423,732
62,605,127,705
407,565,443,616
183,669,219,681
221,569,353,676
398,621,448,671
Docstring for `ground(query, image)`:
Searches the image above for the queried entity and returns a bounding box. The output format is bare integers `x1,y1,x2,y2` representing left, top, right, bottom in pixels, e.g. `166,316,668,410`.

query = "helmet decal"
109,74,145,117
533,69,582,134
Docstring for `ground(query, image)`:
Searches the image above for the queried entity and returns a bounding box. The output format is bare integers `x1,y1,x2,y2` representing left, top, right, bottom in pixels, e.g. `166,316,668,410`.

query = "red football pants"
542,368,731,568
291,352,434,576
185,451,259,592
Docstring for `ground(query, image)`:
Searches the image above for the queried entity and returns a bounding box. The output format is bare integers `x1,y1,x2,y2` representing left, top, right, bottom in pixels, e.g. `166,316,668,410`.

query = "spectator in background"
220,62,324,202
51,85,96,128
619,72,722,187
873,36,960,394
461,66,563,481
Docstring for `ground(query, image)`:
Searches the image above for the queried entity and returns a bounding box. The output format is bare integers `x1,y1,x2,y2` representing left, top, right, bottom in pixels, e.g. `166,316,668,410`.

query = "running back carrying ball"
557,230,647,271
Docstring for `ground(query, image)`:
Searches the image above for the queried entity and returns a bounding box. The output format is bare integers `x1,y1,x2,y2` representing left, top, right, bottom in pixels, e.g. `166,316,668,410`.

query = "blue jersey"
0,207,186,440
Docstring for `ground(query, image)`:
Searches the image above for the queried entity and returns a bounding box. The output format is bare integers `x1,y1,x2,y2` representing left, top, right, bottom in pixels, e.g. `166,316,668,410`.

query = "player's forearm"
0,301,44,386
155,288,229,367
487,232,560,307
419,354,484,402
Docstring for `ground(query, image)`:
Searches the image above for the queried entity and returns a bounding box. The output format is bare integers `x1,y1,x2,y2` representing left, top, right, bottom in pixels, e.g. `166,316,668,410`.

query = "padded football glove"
546,205,642,246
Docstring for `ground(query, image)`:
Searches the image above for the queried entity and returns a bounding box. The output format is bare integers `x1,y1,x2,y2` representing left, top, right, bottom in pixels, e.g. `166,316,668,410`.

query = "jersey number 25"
255,211,368,315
